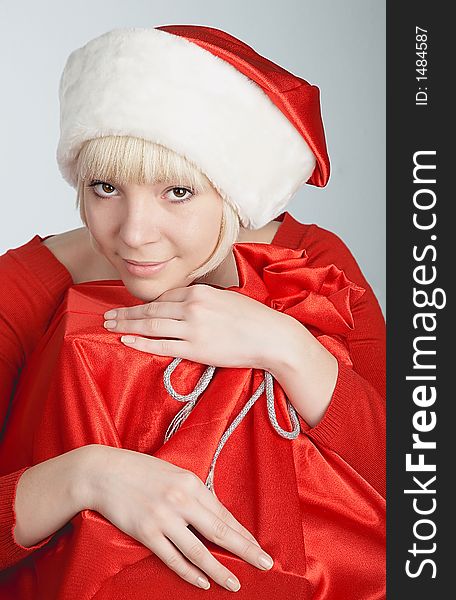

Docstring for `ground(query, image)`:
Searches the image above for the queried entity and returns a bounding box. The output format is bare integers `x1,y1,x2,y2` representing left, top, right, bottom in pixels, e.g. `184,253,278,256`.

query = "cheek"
195,195,223,237
181,204,222,256
84,206,113,254
85,200,115,235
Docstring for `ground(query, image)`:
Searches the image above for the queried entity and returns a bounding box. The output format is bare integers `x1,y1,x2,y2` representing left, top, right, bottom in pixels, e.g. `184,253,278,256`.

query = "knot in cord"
163,357,301,495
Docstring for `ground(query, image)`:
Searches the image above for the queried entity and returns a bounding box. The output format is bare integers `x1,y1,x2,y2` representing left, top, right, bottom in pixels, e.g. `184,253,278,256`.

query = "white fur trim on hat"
56,27,316,229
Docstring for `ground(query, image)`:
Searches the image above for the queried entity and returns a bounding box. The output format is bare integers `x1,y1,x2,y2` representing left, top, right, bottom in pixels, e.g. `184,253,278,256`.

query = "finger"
197,492,261,548
120,336,191,358
148,533,211,590
105,316,187,340
104,300,186,321
183,501,273,573
164,518,241,592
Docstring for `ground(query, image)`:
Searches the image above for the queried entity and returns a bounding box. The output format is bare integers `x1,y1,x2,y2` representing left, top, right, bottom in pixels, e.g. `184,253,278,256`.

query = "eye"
164,186,194,203
86,181,194,203
87,180,119,198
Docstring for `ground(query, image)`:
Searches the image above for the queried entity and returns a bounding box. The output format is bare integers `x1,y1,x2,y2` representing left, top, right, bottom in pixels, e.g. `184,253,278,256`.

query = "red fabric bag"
0,242,385,599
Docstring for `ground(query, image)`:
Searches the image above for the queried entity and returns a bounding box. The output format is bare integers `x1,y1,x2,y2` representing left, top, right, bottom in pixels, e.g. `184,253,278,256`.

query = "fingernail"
258,554,273,569
104,320,117,328
225,576,241,592
197,576,210,589
104,310,117,319
121,336,136,343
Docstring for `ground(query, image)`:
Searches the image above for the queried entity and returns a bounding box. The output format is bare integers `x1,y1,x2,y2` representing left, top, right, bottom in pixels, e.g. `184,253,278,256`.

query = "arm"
0,233,73,433
265,225,386,497
0,235,73,568
0,234,74,411
1,447,90,571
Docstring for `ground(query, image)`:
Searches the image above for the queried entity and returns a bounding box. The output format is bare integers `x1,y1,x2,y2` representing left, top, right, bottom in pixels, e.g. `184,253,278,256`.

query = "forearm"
263,316,386,496
264,315,338,427
13,446,92,548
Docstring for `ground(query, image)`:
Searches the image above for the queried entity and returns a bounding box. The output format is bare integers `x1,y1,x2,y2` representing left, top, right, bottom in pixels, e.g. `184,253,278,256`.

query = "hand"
103,284,290,370
82,444,274,591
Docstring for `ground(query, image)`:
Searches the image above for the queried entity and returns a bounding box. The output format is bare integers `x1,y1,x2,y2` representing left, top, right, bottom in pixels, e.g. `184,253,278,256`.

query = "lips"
122,257,173,278
124,259,168,266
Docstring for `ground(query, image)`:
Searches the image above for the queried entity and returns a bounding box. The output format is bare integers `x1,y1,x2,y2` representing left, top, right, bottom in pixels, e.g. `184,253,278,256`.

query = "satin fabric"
0,242,385,599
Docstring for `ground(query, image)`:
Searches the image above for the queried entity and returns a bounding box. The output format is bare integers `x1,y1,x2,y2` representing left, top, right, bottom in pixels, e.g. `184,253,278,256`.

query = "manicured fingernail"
104,310,117,319
121,335,136,343
197,576,210,589
258,554,273,569
225,576,240,592
104,320,117,328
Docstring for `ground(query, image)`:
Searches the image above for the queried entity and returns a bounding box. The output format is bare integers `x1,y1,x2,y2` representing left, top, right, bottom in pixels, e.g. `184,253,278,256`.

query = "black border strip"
387,2,450,596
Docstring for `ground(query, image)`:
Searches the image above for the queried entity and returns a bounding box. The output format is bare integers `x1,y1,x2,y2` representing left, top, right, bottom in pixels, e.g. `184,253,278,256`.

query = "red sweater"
0,211,385,573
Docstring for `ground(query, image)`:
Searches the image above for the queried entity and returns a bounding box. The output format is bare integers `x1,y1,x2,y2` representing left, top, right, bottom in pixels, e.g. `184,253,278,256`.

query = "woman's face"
83,179,224,301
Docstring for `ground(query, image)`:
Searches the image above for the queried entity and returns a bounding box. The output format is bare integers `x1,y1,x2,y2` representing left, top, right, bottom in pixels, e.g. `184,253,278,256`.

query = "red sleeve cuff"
296,360,354,445
297,360,386,497
0,467,54,570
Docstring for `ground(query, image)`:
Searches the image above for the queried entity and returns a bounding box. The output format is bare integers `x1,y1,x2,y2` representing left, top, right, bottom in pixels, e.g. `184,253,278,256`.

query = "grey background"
0,0,385,315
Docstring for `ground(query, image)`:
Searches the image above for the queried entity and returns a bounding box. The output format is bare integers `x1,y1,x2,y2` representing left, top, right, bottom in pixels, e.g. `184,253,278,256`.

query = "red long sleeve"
0,235,73,570
274,215,386,498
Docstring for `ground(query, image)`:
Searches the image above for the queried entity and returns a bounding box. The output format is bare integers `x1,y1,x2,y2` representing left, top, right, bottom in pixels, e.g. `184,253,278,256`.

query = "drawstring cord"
163,357,301,495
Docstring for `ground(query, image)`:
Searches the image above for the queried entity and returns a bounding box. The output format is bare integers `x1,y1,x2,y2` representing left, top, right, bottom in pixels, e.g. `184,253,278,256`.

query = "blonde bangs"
76,135,213,193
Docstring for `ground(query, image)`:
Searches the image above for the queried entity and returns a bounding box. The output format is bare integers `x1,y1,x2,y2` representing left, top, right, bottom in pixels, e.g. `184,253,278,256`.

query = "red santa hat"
56,25,330,229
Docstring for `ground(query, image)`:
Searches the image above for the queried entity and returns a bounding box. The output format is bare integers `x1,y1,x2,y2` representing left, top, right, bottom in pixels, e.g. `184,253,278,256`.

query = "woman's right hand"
79,444,274,592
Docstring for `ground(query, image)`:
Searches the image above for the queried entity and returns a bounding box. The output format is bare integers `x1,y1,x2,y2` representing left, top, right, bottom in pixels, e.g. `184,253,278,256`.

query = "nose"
118,194,163,249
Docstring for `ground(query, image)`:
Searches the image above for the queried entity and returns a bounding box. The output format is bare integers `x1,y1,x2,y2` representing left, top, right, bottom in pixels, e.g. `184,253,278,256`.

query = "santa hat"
56,25,330,229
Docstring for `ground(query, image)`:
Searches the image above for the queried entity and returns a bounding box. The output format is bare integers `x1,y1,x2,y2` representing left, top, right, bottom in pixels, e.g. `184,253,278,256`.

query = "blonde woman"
0,26,385,599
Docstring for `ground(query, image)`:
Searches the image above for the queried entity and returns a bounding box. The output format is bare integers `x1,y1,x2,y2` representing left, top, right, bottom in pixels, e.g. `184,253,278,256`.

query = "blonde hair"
75,136,240,280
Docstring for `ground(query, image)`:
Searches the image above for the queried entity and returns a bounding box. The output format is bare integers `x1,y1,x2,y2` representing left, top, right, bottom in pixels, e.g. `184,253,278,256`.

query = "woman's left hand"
103,284,293,370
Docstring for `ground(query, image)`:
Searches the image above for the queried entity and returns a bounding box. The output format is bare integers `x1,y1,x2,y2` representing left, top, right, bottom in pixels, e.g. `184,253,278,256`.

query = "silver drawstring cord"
163,357,301,495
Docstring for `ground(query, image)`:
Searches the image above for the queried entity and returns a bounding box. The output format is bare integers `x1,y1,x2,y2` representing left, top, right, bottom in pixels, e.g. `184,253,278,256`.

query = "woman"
0,26,385,598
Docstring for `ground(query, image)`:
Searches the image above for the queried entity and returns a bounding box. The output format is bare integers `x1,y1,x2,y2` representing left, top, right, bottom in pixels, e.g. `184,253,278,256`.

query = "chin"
118,277,160,302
